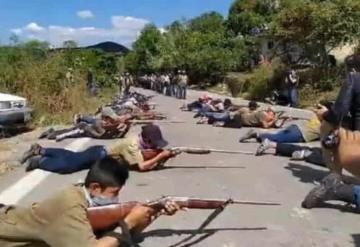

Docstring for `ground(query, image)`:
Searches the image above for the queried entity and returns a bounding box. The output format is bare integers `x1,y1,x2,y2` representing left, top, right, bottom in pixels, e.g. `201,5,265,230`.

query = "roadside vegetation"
0,40,120,125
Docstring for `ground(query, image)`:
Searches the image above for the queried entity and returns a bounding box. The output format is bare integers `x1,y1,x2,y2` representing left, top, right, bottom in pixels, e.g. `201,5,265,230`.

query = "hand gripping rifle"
87,196,280,231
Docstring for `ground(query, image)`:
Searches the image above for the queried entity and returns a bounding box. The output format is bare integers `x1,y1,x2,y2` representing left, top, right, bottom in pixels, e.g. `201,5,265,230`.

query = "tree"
9,34,19,46
63,40,78,49
130,24,164,72
188,12,225,33
273,0,360,68
227,0,278,36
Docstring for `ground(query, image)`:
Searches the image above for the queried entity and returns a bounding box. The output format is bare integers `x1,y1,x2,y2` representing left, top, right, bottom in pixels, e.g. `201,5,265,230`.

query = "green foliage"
227,0,278,35
247,65,274,100
125,11,251,83
0,41,120,125
225,72,251,97
273,0,360,67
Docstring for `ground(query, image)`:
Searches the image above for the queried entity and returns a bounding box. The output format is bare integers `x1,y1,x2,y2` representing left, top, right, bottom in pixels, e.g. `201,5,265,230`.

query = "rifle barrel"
231,201,281,206
208,149,254,155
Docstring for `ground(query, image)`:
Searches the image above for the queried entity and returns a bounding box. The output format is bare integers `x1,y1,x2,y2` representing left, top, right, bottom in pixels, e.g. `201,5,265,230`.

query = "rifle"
128,120,185,125
141,147,253,160
87,196,280,231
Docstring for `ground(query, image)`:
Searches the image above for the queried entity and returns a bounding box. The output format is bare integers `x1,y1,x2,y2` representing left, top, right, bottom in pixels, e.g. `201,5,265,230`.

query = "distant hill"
86,41,130,54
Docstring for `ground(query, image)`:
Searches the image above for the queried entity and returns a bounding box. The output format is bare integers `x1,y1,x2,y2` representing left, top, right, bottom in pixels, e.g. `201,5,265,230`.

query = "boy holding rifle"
0,157,180,247
21,124,178,173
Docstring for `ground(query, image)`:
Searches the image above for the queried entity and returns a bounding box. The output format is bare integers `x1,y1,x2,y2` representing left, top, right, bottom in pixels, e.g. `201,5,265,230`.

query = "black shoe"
39,128,55,139
25,156,41,172
20,144,42,164
302,173,345,209
239,129,257,143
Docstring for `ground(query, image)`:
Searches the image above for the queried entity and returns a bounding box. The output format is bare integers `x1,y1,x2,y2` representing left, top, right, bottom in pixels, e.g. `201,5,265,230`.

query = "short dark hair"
84,157,129,189
345,53,360,72
224,99,232,108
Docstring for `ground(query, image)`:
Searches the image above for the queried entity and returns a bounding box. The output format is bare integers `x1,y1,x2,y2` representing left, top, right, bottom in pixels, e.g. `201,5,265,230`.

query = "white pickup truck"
0,93,33,133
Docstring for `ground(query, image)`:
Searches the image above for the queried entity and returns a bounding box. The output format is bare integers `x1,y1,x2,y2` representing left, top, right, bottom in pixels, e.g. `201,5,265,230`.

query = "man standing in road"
177,70,188,100
285,69,299,107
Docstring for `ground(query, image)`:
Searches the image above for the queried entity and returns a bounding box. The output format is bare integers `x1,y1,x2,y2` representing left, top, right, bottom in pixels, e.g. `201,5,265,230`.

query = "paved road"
0,88,359,247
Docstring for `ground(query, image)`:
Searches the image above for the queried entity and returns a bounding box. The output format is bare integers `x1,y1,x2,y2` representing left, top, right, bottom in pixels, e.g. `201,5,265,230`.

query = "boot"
302,173,355,209
39,128,55,139
25,156,41,172
20,144,42,164
239,129,257,143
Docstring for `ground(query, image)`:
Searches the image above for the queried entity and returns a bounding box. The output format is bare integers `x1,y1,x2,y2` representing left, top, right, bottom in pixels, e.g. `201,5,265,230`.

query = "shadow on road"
285,162,360,185
141,227,267,247
352,234,360,247
285,162,329,184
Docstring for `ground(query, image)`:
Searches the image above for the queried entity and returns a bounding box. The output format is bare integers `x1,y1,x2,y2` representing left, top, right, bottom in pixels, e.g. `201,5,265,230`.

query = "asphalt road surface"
0,88,359,247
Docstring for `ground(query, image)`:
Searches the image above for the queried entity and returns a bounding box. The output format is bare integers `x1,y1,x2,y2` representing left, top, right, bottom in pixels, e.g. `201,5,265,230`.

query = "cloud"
24,22,45,33
77,10,95,19
10,16,150,47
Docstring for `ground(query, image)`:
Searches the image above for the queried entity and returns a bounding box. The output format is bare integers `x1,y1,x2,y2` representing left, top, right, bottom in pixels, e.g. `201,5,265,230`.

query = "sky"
0,0,233,48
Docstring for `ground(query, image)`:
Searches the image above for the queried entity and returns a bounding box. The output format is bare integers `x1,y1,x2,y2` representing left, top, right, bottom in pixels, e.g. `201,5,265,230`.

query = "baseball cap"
141,124,168,148
101,107,118,120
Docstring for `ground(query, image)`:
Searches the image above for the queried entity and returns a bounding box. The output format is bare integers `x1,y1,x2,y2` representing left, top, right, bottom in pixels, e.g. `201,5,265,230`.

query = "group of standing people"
138,70,188,99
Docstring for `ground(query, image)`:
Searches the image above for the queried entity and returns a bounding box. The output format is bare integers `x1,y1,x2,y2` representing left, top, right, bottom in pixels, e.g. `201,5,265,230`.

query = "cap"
101,107,118,120
248,101,259,110
141,124,168,148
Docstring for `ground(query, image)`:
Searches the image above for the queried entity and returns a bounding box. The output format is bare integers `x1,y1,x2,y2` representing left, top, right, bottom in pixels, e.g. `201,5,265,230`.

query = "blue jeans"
259,124,304,143
39,146,107,174
170,84,177,97
81,115,97,125
177,85,187,99
288,87,298,107
204,112,230,122
354,186,360,208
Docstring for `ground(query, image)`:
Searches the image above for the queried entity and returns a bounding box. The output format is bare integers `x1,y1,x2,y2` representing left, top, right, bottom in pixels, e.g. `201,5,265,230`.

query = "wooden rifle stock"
87,196,280,232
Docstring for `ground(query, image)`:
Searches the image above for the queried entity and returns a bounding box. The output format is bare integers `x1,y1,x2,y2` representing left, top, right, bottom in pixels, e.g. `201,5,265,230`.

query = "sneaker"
20,144,42,164
196,118,208,124
239,129,257,143
292,149,312,160
73,114,82,125
39,128,55,139
213,121,225,127
301,173,343,209
255,139,271,156
25,156,41,172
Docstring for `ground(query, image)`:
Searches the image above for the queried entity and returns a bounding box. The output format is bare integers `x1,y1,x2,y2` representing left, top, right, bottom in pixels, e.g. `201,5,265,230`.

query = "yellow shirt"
297,118,321,142
0,185,97,247
107,136,144,166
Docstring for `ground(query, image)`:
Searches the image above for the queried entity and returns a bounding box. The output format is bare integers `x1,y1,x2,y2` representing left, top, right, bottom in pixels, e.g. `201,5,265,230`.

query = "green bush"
247,65,274,100
0,43,117,125
225,73,250,97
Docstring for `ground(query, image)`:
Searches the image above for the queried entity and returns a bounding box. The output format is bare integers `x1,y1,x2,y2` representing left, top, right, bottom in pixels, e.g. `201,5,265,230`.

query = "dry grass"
1,52,116,126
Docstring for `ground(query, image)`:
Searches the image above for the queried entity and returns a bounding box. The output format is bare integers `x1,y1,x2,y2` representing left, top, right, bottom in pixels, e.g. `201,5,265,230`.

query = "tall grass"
0,47,116,126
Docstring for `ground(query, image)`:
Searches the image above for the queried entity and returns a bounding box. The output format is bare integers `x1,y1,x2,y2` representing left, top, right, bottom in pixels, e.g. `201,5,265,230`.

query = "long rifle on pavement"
141,147,254,161
88,196,281,231
128,120,185,125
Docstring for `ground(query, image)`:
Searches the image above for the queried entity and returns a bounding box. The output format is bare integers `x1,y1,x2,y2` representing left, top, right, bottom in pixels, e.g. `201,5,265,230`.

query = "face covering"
139,134,153,149
90,195,119,207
